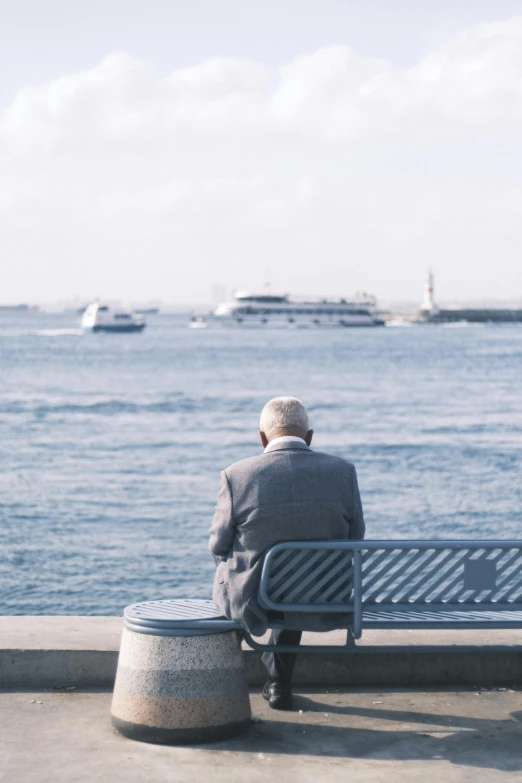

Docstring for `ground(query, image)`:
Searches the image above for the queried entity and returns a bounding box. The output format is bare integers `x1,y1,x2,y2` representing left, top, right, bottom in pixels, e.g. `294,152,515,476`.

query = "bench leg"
242,629,358,654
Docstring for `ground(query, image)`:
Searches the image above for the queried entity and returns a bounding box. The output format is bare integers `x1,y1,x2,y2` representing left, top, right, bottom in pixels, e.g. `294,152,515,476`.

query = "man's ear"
305,429,313,446
259,430,269,449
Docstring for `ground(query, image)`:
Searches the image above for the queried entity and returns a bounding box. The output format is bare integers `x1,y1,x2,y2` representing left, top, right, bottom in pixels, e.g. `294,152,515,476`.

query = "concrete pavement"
1,687,522,782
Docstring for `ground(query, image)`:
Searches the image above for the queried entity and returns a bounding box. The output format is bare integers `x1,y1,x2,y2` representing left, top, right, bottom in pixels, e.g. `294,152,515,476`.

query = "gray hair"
260,396,309,437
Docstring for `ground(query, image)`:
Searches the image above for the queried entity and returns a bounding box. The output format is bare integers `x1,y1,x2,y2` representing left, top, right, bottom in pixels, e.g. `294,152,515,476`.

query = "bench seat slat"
363,608,522,628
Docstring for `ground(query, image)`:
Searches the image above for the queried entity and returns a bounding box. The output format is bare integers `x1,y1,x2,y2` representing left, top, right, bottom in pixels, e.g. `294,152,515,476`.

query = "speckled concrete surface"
117,627,246,670
113,666,249,698
111,693,250,728
111,628,251,739
2,688,522,782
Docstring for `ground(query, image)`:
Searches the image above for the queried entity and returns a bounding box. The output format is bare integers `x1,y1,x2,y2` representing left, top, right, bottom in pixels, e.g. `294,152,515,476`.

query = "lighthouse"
422,270,438,314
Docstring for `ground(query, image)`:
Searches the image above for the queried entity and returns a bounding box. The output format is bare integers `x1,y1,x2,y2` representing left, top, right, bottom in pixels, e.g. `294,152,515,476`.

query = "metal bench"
242,540,522,653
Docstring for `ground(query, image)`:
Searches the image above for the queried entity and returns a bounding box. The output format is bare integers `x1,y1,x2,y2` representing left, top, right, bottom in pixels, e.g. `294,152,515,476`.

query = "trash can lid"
123,598,241,636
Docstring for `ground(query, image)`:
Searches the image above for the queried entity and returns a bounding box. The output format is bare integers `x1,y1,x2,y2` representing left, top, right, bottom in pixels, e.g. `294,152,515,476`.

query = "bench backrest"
260,540,522,618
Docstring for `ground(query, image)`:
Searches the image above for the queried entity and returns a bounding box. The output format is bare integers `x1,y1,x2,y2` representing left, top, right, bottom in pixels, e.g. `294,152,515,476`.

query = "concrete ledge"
1,650,118,689
1,617,521,688
0,617,121,689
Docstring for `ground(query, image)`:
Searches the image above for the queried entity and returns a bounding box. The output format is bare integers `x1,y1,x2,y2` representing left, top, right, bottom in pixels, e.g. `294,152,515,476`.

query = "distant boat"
188,315,208,329
80,303,146,333
207,291,384,327
0,304,33,312
135,308,160,315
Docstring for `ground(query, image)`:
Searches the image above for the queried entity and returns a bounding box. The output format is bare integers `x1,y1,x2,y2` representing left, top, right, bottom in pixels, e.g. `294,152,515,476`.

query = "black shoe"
261,678,293,711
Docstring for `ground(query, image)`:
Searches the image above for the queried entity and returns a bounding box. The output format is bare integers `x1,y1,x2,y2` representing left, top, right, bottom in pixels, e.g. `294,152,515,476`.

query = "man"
209,396,365,710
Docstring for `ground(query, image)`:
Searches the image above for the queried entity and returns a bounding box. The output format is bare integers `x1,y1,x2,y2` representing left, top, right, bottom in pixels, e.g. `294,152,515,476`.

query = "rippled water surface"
1,312,521,613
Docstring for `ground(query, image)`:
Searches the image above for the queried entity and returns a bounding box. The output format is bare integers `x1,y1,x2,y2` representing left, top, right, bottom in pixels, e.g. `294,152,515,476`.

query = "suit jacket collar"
264,439,311,454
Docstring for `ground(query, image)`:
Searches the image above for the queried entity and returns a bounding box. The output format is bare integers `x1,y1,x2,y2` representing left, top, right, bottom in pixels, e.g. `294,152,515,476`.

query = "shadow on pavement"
199,694,522,773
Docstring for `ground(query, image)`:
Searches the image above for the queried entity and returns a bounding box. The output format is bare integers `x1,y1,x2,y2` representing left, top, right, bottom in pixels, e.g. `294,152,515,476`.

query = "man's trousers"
261,629,303,682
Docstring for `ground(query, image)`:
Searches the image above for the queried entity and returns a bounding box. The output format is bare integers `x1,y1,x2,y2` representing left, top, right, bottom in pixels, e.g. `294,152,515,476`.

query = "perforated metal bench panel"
259,540,522,638
264,546,355,608
359,543,522,608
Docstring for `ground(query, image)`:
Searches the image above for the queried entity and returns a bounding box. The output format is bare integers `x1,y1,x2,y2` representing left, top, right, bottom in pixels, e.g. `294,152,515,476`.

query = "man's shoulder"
311,450,356,472
224,449,355,478
223,452,267,478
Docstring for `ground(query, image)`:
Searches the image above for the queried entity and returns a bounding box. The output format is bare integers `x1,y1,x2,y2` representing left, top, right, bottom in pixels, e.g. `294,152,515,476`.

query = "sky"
1,0,522,306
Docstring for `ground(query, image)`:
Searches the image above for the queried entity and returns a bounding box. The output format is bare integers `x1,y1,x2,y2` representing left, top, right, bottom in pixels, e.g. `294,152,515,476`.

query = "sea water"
1,312,521,614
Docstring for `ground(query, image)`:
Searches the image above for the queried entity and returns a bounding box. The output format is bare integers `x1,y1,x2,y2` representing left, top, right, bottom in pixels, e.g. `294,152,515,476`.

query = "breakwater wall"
420,308,522,323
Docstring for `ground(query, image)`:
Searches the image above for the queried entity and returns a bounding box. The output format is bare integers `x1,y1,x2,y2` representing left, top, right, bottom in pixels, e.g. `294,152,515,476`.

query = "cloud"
3,17,522,151
1,18,522,303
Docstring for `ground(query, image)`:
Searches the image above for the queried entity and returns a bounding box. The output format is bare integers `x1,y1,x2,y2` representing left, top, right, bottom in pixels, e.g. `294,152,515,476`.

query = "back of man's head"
259,397,310,441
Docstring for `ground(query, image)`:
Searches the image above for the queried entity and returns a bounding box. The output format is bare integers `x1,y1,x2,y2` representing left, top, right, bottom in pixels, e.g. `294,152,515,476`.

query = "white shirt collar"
264,435,307,453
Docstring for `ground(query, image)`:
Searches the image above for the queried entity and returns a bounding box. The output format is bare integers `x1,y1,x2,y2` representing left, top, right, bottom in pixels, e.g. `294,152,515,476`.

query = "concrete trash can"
111,599,251,744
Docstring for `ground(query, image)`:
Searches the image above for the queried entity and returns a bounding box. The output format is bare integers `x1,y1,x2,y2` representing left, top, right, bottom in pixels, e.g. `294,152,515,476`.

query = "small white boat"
80,302,146,333
188,315,208,329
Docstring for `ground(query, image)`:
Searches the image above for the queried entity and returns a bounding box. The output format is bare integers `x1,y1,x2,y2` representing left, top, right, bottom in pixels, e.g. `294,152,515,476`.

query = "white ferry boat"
205,292,383,328
80,302,146,333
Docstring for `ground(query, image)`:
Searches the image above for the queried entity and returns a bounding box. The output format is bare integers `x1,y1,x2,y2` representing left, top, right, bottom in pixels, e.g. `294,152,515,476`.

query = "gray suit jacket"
208,440,365,636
